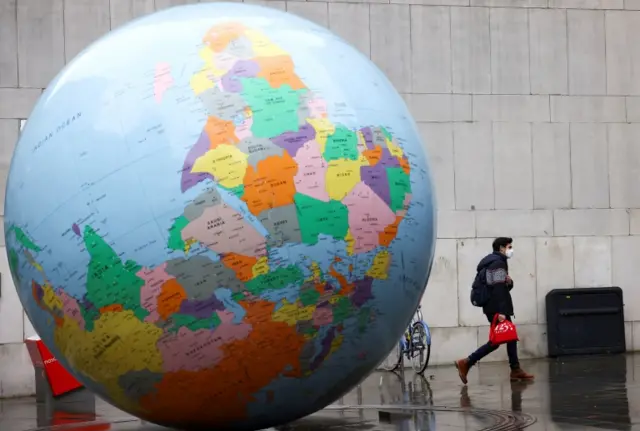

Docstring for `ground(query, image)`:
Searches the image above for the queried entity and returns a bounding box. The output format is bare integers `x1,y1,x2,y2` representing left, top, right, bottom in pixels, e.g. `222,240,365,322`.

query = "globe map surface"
5,3,436,429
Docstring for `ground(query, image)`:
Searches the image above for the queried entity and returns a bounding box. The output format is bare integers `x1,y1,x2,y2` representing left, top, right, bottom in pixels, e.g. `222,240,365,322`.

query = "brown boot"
510,368,534,381
454,358,470,385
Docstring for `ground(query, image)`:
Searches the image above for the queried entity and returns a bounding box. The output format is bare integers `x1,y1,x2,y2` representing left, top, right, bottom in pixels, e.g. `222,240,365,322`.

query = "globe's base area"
5,2,436,430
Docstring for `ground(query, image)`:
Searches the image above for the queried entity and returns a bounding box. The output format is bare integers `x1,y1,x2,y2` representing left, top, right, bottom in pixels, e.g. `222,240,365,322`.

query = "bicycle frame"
398,306,431,352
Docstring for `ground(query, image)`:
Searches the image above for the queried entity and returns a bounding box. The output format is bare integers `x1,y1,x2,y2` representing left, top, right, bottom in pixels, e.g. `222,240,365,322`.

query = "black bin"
546,287,625,358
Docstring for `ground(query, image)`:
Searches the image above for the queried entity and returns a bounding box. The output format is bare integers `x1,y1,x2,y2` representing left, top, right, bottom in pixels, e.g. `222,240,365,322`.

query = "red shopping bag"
489,314,519,345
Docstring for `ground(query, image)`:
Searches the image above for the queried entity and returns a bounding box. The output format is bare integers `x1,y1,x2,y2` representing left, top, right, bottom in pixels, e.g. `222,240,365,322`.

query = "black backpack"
470,266,492,307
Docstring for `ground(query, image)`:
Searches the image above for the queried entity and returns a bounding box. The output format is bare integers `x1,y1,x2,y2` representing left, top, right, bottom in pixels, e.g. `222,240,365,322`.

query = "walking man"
455,237,534,384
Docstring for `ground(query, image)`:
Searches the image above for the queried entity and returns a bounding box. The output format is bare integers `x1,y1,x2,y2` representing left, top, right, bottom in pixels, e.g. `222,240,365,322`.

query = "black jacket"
477,252,514,317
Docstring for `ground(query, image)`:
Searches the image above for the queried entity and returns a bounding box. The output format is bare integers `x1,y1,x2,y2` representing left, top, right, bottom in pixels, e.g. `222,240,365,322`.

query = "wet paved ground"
1,353,640,430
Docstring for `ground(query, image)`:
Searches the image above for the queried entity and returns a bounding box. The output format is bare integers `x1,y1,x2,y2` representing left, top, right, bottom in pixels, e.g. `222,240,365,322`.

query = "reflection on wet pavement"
2,353,640,430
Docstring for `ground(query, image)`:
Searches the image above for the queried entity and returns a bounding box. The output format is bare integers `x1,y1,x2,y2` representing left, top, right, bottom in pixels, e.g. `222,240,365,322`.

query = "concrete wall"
1,0,640,396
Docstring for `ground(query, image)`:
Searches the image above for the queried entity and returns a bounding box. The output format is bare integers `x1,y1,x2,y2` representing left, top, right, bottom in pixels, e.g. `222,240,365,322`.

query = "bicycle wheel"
379,339,403,372
410,322,431,374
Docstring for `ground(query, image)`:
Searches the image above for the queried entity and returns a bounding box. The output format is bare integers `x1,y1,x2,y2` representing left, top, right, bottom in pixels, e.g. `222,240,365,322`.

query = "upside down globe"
5,3,437,429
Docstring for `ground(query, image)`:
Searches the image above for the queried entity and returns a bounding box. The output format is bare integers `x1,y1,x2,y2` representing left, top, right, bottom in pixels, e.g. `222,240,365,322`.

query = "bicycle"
380,305,432,374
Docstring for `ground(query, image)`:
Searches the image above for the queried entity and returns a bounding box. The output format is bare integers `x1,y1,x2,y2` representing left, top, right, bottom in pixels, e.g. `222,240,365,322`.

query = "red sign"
25,337,83,397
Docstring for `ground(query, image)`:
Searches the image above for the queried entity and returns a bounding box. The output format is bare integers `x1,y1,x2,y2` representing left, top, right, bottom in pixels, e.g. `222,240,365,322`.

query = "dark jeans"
467,314,520,370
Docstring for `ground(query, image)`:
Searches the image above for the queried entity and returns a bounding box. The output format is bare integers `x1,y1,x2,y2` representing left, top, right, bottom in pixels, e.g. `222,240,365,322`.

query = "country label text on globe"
5,4,436,429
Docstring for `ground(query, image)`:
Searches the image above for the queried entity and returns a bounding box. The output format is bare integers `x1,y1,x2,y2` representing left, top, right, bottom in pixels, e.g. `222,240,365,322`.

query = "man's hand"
498,314,506,322
506,275,512,284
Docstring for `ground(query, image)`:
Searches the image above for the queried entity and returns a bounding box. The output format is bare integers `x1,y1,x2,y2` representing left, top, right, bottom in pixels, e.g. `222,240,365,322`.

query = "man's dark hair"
492,237,513,252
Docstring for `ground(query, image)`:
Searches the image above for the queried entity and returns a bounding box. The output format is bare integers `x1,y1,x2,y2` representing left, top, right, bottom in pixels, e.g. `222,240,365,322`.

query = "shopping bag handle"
491,314,502,327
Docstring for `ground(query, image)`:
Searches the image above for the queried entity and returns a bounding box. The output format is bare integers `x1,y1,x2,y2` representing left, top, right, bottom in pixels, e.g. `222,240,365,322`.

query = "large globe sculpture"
5,3,436,429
